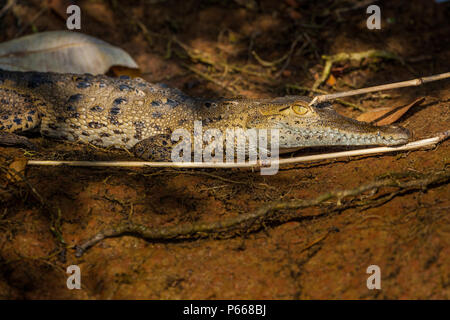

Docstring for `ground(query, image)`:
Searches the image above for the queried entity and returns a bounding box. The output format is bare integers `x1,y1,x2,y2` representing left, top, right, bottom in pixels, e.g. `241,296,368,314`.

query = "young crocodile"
0,69,410,160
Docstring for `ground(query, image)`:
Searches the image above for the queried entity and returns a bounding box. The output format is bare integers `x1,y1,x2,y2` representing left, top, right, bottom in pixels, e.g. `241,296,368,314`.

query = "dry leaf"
108,66,143,78
326,74,336,86
0,31,139,75
357,97,424,126
6,158,28,182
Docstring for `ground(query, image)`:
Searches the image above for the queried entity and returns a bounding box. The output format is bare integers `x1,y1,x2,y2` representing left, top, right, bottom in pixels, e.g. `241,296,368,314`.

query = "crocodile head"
247,96,411,149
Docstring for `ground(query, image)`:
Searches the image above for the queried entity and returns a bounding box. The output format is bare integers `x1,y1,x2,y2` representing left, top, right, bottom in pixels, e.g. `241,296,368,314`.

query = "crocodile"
0,69,410,160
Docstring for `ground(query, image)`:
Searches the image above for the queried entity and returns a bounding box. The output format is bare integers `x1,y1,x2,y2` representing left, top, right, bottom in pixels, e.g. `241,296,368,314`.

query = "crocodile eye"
292,104,309,115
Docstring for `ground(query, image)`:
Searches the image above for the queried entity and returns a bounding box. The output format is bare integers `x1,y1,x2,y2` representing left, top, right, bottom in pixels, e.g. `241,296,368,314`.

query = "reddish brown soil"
0,0,448,299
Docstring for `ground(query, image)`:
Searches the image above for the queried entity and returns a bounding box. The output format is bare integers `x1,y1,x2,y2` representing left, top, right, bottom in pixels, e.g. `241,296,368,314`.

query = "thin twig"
251,34,304,77
15,6,48,37
26,132,449,170
312,50,404,89
0,164,67,246
180,62,239,95
173,37,267,78
0,0,16,19
0,165,45,204
310,72,450,105
286,84,365,111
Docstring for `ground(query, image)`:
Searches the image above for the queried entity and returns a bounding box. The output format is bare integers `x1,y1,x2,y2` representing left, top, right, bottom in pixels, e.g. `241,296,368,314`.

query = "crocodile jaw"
279,122,411,148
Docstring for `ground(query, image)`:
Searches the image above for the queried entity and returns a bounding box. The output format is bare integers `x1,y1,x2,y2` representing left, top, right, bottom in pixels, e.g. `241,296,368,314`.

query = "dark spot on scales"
88,122,105,129
100,133,110,137
28,73,53,88
119,75,130,80
152,112,163,119
166,99,178,107
202,119,212,126
113,130,123,134
151,101,161,107
119,84,131,91
110,107,121,116
113,97,127,105
68,94,83,103
90,105,104,112
66,105,76,112
133,121,145,129
77,82,91,89
2,115,8,120
13,118,22,125
109,116,120,125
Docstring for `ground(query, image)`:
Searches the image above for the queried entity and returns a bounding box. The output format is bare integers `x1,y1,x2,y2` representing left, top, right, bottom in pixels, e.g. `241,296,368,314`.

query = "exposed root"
75,169,449,256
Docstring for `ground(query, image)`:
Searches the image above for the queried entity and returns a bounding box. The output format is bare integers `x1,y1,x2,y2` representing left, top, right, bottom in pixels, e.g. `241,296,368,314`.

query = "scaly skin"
0,70,410,160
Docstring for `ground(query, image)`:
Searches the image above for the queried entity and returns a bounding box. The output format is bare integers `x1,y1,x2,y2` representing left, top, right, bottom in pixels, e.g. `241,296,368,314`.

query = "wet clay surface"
0,0,448,299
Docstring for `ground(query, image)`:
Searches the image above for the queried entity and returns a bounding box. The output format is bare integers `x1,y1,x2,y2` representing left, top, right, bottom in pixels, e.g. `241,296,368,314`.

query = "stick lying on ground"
75,167,450,256
309,72,450,106
26,131,449,169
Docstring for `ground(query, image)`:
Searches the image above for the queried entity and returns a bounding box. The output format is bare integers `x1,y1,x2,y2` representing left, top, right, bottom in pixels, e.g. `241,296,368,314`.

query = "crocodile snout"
378,125,411,145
